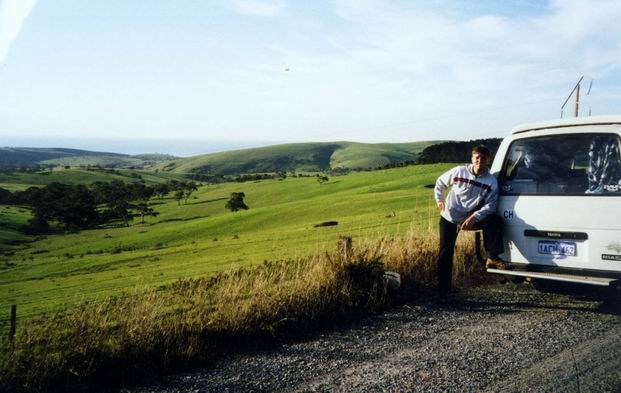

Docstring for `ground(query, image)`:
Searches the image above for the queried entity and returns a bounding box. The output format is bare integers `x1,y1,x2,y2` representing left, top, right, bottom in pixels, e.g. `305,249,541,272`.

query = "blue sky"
1,0,621,150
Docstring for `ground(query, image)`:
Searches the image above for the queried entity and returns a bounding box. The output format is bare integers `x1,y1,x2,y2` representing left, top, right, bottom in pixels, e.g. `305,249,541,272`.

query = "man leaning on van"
433,145,512,298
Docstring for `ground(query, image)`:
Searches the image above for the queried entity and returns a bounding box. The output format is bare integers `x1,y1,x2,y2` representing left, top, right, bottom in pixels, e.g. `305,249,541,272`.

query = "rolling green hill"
0,147,176,169
0,167,188,192
0,163,454,322
159,141,442,175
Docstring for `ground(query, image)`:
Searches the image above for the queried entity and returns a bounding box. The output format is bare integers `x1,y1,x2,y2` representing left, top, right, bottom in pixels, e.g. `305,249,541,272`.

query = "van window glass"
499,133,621,195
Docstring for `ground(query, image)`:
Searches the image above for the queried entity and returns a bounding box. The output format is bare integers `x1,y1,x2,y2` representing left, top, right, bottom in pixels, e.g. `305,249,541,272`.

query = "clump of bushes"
19,216,50,235
225,192,248,212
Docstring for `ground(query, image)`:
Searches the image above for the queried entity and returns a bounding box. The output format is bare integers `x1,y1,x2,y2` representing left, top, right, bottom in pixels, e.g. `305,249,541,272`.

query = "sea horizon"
0,135,279,157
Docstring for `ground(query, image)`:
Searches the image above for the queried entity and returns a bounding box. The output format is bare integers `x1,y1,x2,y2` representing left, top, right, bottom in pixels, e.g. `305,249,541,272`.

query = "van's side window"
499,134,621,195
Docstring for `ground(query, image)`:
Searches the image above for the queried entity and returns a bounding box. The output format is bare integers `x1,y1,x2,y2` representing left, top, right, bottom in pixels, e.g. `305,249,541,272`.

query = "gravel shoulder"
122,283,621,393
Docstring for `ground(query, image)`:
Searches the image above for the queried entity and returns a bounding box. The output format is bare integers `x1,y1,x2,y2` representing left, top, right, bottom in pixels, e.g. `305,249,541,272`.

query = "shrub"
20,217,50,235
225,192,249,212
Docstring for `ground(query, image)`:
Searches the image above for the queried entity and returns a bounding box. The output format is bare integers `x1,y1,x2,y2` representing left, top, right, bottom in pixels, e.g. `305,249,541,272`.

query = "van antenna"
560,75,584,118
587,79,593,116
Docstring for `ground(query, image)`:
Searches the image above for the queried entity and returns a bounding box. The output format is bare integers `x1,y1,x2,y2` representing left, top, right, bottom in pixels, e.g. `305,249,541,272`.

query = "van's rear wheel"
603,284,621,313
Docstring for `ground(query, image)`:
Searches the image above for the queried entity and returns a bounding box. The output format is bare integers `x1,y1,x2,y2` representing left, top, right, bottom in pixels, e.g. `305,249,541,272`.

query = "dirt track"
123,284,621,392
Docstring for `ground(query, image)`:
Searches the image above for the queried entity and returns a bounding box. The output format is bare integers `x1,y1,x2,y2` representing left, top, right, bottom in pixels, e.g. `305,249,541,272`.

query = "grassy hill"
0,206,32,251
0,163,454,322
2,141,444,175
159,141,441,175
0,167,187,192
0,147,175,169
0,168,190,253
0,147,123,165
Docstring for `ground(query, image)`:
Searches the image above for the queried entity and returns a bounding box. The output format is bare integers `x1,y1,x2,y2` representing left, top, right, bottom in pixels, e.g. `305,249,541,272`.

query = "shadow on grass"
155,216,208,224
186,197,228,206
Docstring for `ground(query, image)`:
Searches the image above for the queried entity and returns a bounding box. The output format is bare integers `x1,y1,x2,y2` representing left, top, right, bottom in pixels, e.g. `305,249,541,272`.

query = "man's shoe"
485,257,513,270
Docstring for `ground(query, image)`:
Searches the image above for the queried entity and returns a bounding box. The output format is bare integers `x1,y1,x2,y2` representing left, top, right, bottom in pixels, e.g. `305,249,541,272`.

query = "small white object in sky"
229,0,285,17
0,0,38,64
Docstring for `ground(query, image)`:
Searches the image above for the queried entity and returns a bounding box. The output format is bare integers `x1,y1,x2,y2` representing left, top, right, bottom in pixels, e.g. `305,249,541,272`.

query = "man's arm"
434,168,454,210
461,180,498,230
472,182,499,221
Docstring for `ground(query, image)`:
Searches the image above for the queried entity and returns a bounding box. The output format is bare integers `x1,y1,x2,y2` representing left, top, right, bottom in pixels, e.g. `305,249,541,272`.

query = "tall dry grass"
0,230,485,392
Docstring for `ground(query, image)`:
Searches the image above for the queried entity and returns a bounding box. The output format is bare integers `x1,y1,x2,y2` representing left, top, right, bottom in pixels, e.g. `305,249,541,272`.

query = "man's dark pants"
437,214,504,294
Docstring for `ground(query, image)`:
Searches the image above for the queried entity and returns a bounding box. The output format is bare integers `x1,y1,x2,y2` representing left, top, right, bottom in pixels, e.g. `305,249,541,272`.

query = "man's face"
471,152,489,174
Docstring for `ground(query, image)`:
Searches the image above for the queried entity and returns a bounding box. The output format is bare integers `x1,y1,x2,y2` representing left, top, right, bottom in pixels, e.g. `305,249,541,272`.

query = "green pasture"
160,141,441,174
0,206,32,252
40,156,144,168
0,168,186,192
329,141,439,169
0,163,453,324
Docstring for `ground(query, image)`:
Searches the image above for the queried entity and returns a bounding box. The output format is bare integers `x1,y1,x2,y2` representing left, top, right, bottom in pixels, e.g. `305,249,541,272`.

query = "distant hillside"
0,167,188,192
158,141,442,175
0,147,176,169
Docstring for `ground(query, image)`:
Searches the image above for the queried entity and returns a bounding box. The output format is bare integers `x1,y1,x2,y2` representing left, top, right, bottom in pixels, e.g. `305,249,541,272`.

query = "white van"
487,116,621,291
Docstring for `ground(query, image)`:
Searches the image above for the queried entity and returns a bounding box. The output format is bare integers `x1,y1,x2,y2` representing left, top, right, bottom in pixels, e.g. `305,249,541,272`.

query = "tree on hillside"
0,187,15,204
183,181,198,204
20,215,50,235
153,183,170,199
92,180,134,227
225,192,249,212
134,202,159,224
13,186,42,205
316,174,329,184
173,189,185,206
126,182,154,201
92,180,159,226
31,183,98,228
168,180,198,205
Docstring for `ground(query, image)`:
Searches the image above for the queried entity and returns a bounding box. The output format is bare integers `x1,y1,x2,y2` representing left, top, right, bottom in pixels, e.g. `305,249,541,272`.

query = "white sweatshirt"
434,164,498,224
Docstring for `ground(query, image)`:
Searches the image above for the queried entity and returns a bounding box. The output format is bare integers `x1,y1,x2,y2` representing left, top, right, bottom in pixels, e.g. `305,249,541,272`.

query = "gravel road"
122,283,621,393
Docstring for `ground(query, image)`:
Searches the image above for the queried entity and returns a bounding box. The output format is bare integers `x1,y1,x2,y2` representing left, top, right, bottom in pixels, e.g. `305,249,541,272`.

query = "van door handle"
524,229,588,240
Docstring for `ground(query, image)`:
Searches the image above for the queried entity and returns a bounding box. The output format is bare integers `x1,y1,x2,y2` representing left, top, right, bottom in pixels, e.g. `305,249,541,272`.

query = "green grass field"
0,147,176,171
0,163,453,324
159,141,442,174
0,206,32,251
40,156,144,168
0,167,187,192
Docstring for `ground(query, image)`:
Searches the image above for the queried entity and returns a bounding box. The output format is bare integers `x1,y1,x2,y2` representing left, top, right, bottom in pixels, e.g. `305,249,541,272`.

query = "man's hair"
471,145,491,157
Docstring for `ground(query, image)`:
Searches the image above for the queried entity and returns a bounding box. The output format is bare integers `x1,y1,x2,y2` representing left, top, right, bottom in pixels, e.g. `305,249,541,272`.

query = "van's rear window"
499,133,621,196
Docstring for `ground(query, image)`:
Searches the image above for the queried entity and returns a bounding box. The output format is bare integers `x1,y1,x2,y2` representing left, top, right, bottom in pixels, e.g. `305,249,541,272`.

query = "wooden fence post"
9,304,16,351
339,236,352,260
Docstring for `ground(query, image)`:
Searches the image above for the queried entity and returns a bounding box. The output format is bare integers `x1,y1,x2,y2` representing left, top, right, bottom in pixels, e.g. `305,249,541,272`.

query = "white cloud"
3,0,621,143
323,0,621,136
186,0,621,142
0,0,37,64
229,0,285,17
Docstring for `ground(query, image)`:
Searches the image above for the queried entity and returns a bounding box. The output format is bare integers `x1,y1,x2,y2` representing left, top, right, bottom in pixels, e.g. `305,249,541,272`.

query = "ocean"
0,135,277,157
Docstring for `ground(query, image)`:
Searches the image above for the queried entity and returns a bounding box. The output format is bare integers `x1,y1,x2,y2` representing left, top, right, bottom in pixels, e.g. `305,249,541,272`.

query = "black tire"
602,284,621,313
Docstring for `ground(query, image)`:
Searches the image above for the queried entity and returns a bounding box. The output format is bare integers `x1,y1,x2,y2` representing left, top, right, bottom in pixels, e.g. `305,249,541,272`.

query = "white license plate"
538,240,577,256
